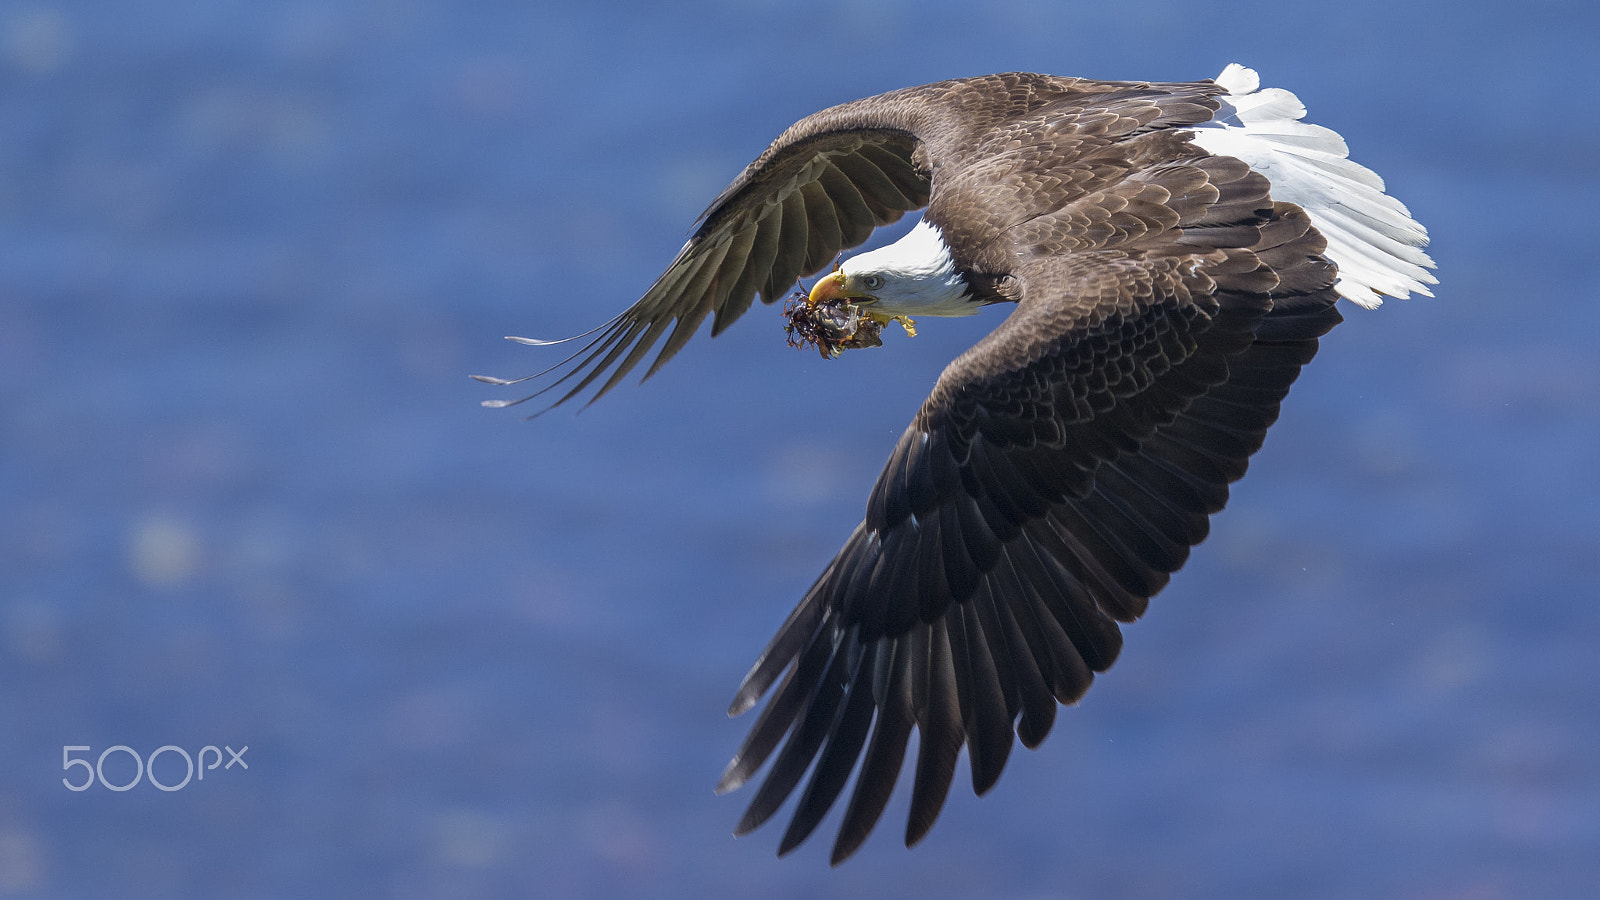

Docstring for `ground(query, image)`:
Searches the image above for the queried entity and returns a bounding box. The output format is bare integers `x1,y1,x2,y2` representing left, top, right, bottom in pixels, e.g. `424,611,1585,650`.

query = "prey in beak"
783,270,917,359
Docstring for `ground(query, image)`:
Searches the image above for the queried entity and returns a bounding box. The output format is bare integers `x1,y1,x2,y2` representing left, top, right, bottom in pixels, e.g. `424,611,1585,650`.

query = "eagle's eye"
862,274,884,290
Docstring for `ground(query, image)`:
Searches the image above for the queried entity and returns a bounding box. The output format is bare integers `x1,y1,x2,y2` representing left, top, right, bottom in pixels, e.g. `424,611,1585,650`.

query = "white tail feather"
1192,64,1437,308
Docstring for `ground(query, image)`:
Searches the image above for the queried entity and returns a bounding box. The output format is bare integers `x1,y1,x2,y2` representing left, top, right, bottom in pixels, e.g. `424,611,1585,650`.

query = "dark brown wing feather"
477,109,942,410
719,83,1345,861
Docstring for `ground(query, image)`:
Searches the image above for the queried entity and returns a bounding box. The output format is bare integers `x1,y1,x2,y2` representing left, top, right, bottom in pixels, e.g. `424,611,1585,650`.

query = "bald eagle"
477,64,1435,863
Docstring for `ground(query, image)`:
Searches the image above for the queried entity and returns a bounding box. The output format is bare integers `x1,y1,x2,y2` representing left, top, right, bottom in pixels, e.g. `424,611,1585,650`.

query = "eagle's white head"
807,219,977,318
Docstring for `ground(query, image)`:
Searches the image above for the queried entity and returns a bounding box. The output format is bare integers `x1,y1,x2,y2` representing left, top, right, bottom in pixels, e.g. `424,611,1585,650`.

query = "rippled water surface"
3,2,1597,897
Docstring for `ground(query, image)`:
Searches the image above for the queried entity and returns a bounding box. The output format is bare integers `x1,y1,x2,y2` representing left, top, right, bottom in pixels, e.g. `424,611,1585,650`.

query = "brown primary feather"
486,73,1355,859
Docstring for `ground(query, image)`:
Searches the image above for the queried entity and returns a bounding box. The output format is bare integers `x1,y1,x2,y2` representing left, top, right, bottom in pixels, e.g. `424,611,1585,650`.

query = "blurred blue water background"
2,1,1597,897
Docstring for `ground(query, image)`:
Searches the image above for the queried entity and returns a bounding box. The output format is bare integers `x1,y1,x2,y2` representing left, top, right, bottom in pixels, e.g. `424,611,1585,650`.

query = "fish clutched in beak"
782,292,884,358
782,271,917,359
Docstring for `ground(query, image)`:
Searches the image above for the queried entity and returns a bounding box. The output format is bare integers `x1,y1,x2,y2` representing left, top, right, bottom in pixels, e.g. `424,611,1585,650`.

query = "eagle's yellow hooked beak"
808,271,874,306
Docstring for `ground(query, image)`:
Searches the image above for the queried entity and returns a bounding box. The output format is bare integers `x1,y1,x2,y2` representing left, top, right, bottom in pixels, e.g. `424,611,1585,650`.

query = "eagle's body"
479,65,1434,863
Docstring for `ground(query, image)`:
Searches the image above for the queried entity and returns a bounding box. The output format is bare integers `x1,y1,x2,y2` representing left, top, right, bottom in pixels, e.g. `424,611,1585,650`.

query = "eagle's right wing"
718,157,1345,862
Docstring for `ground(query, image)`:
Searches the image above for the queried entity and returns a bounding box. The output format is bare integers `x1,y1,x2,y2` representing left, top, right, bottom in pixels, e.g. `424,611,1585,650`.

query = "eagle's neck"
845,219,978,317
